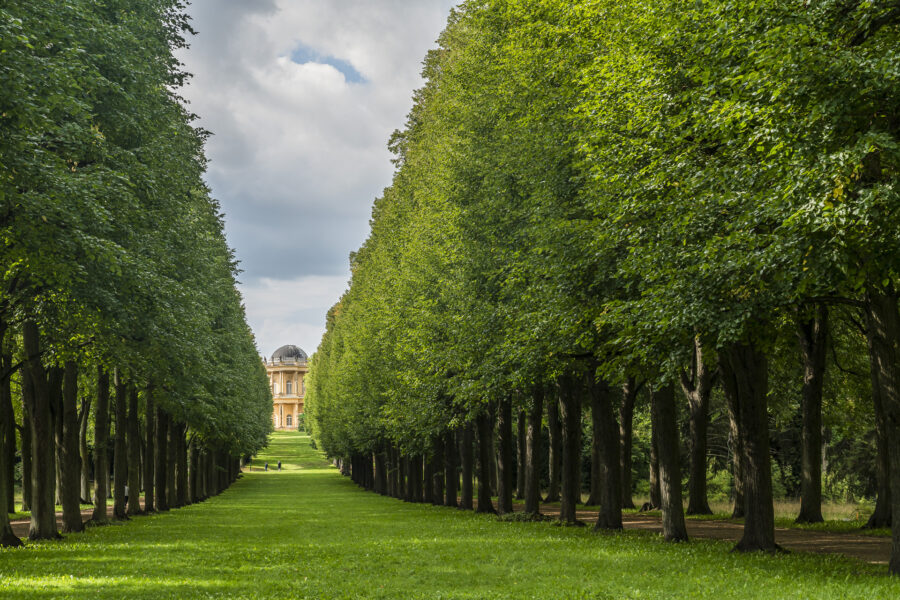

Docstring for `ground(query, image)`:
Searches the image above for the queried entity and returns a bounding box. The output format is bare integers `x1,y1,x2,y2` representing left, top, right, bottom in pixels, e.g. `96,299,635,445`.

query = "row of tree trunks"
496,397,513,514
558,374,581,524
524,386,543,515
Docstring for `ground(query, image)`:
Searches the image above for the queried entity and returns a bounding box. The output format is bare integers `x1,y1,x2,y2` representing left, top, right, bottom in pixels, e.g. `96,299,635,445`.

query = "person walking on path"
265,462,268,471
277,460,282,471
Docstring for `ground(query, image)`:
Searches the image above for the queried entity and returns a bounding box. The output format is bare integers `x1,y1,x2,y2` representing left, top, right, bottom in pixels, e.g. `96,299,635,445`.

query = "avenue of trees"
306,0,900,575
0,0,272,546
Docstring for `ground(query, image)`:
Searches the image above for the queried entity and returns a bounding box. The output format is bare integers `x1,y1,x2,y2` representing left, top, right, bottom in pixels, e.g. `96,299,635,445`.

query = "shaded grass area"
1,433,897,599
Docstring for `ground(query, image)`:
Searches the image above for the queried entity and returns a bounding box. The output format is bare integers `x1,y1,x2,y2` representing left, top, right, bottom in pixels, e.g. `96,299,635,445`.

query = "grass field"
1,432,898,599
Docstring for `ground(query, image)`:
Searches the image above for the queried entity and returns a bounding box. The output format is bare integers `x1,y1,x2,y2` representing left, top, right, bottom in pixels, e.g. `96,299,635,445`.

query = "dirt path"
9,500,145,539
500,502,892,566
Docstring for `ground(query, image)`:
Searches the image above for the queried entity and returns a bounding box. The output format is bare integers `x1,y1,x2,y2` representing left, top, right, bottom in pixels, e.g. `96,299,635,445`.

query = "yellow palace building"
264,344,309,431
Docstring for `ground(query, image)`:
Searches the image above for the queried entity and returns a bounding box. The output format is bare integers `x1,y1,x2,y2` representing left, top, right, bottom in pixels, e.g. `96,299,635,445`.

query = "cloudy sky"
176,0,458,358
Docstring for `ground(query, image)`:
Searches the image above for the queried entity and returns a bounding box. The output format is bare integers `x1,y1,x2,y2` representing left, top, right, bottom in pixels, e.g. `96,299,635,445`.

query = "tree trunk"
0,329,21,546
591,374,622,530
649,412,661,509
497,397,514,514
143,384,155,512
22,321,60,540
423,452,434,503
651,383,688,541
112,371,128,520
79,394,92,503
545,390,561,503
721,342,777,553
865,309,892,528
91,367,110,523
796,306,828,524
516,409,526,500
586,394,602,507
432,437,444,505
444,431,458,507
620,378,637,509
20,379,31,512
460,425,474,510
166,416,177,508
375,450,387,495
680,338,714,515
524,385,544,515
863,286,900,574
175,422,188,507
2,347,18,512
722,370,745,519
558,375,582,525
155,407,169,511
476,410,496,514
60,361,83,533
51,366,62,509
127,386,142,516
189,440,200,504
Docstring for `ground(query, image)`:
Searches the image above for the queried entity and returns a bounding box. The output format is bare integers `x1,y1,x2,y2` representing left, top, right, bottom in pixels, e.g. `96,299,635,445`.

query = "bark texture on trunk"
20,383,31,512
586,393,602,507
524,386,544,515
864,286,900,574
723,370,745,519
166,416,177,508
22,321,60,540
445,431,458,508
865,308,892,529
432,437,444,505
651,383,688,541
649,413,660,509
175,422,188,507
680,338,714,515
476,410,496,514
155,407,169,511
0,334,22,546
497,397,513,514
143,385,155,512
516,409,526,500
112,372,128,520
721,342,777,553
375,450,387,495
60,361,84,532
591,374,622,530
558,375,582,525
460,424,474,510
620,378,637,509
545,390,561,503
796,306,828,524
91,368,110,523
127,386,142,516
79,394,92,502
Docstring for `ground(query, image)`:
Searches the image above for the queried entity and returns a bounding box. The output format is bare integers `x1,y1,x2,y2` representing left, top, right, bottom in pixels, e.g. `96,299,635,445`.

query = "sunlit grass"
1,432,897,599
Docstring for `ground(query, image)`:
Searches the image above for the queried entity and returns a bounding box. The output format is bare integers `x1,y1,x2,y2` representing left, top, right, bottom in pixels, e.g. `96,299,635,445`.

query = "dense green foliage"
3,433,897,599
306,0,900,571
1,0,271,544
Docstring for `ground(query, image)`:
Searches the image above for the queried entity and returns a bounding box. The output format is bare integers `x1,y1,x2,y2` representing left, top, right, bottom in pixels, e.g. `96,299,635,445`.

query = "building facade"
264,344,309,431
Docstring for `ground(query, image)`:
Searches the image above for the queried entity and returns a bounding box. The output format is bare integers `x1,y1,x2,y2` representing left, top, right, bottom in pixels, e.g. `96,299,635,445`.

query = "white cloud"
178,0,457,355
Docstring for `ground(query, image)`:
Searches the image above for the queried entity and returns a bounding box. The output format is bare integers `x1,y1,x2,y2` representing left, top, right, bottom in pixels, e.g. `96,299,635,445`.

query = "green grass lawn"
1,432,898,599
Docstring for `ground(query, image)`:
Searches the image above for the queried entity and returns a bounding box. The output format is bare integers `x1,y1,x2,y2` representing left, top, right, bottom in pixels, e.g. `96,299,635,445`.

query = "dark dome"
271,344,308,361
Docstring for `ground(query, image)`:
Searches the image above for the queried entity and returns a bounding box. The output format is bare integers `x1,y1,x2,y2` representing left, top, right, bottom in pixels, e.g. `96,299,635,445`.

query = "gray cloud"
177,0,457,354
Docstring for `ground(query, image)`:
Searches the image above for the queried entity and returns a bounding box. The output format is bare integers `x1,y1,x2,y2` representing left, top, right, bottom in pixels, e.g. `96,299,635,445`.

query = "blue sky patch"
290,44,366,84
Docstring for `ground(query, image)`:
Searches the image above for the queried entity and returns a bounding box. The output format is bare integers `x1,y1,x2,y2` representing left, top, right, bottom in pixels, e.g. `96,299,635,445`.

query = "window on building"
286,414,292,427
302,378,306,395
274,382,279,395
286,380,292,395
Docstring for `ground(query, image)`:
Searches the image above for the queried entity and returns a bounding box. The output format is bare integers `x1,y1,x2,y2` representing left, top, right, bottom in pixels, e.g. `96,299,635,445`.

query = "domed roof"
271,344,308,362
